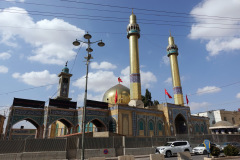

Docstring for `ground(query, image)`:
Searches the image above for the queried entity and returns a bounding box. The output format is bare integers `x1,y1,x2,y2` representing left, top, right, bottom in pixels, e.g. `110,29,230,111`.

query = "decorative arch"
48,118,74,137
13,117,41,128
201,124,204,133
137,119,145,136
85,118,107,132
148,120,154,136
5,106,45,140
156,120,164,136
195,124,200,133
174,113,188,134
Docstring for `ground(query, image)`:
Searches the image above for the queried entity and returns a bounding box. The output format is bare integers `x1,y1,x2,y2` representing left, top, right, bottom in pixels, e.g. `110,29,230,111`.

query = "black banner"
49,99,77,109
13,98,45,108
86,99,108,109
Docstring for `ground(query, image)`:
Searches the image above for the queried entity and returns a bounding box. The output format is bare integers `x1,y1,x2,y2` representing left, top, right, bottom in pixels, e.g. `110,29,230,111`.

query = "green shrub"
223,144,239,156
210,146,221,157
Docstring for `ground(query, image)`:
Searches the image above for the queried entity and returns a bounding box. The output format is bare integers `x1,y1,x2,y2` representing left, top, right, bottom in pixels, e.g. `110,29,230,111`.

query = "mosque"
4,12,210,139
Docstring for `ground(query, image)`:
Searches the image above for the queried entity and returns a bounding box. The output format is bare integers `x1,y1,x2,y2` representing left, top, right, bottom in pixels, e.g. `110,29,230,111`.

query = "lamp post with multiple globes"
73,32,105,160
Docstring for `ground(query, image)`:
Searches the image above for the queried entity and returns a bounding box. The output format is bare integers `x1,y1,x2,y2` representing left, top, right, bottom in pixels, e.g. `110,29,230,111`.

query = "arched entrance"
11,118,40,140
175,114,187,134
86,119,107,132
49,119,74,138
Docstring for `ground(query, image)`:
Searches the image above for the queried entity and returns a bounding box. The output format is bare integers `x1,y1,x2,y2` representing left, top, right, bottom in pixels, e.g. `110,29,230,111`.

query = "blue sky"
1,0,240,128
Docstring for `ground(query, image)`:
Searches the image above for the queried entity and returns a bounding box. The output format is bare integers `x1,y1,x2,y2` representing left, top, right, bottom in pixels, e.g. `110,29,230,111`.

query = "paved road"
135,153,240,160
135,154,207,160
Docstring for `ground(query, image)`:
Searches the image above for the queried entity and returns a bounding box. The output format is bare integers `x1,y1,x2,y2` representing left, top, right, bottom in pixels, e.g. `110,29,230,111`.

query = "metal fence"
0,134,240,154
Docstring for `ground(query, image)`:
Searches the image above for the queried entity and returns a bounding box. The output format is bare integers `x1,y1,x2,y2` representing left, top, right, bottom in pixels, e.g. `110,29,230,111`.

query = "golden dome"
102,84,130,105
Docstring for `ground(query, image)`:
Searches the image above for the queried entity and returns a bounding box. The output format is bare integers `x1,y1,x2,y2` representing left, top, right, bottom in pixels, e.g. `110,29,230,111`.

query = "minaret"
127,11,144,108
167,33,184,106
56,62,72,101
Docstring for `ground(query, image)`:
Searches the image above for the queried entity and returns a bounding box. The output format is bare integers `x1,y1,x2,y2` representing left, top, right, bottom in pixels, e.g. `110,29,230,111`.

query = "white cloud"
189,0,240,57
197,86,221,95
189,102,210,111
164,77,172,85
236,93,240,99
0,7,85,65
162,55,169,65
0,52,11,60
141,71,157,88
73,70,117,93
12,70,58,86
0,65,8,73
73,66,157,93
90,61,117,70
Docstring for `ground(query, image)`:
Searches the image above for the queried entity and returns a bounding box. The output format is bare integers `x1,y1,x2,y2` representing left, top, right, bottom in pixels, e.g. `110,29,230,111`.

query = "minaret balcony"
167,49,179,56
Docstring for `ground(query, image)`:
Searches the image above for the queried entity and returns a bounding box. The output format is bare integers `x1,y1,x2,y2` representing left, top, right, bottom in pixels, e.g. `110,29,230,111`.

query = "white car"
192,144,208,155
155,141,192,158
192,143,220,155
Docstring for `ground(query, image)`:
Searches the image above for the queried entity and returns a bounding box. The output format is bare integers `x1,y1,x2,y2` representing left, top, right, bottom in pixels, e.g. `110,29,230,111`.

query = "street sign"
103,149,108,154
203,139,211,153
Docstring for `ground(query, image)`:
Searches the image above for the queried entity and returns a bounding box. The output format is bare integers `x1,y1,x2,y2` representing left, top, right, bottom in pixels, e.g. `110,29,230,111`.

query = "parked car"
192,143,208,155
192,143,220,155
220,142,240,151
155,141,192,158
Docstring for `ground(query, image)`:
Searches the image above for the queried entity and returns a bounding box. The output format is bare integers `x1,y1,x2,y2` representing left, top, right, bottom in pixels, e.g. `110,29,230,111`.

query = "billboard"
49,99,77,109
13,98,45,109
86,99,108,109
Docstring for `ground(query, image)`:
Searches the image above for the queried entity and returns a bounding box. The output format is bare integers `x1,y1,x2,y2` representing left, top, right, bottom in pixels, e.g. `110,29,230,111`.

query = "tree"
144,89,152,107
153,100,159,105
142,89,160,107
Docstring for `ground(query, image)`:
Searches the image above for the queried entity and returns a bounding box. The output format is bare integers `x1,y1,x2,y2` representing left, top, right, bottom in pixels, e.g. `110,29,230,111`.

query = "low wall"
0,153,22,160
75,148,116,159
124,147,155,156
0,151,67,160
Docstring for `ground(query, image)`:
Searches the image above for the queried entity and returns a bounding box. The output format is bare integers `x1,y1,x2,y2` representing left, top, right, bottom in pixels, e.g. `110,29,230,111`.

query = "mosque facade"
4,12,210,139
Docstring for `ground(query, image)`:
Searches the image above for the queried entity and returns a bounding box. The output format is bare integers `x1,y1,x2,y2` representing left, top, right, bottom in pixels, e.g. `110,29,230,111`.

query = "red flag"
118,77,123,83
115,89,118,104
165,89,172,99
186,95,189,105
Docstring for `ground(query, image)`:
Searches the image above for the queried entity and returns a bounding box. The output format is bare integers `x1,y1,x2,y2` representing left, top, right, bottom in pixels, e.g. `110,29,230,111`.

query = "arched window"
201,124,204,133
158,123,162,130
195,124,200,132
149,121,154,130
139,121,144,130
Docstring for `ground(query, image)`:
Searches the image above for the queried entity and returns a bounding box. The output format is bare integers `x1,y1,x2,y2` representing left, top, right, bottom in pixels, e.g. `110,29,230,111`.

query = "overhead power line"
3,8,240,27
2,0,240,22
188,80,240,96
59,0,240,21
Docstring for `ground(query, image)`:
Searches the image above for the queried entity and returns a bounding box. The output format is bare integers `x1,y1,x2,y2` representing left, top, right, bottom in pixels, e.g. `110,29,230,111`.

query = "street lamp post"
73,32,105,160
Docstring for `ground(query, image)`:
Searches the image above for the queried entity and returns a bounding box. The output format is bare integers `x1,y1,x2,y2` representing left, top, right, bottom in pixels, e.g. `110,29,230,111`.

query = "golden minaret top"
130,10,137,24
168,32,175,46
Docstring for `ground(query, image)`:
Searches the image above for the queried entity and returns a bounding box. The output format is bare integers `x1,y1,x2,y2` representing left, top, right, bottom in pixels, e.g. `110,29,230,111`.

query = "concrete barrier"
124,147,155,155
0,151,67,160
0,153,22,160
89,157,105,160
76,148,116,159
22,151,67,160
150,154,165,160
118,155,134,160
177,152,192,160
